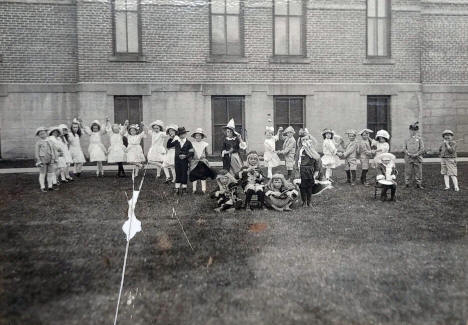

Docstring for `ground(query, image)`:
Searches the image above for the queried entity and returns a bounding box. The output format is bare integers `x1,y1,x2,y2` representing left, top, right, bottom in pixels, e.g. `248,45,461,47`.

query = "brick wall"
0,2,77,83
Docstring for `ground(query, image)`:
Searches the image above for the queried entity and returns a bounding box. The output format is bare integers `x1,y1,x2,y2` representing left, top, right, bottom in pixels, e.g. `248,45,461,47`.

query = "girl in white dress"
264,126,282,179
162,124,178,183
82,119,108,177
69,119,86,177
125,123,146,176
147,120,169,180
106,119,128,177
48,127,68,183
189,128,217,194
373,130,391,165
321,129,342,181
59,124,74,181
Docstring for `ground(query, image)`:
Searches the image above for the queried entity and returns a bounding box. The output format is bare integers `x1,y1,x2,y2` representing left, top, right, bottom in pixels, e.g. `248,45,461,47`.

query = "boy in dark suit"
167,127,194,195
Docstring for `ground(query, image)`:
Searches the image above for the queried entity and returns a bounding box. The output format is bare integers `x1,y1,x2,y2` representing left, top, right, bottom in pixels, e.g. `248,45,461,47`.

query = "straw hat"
48,126,61,136
442,129,454,136
380,152,396,162
128,124,140,132
150,120,164,130
283,126,295,134
166,124,178,134
58,124,69,130
345,129,357,136
191,128,206,139
376,130,390,140
35,126,48,136
321,128,334,136
90,120,101,131
358,129,373,135
265,126,274,133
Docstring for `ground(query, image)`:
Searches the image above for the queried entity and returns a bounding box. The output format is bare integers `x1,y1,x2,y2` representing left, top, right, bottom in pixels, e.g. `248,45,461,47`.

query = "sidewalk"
0,158,467,174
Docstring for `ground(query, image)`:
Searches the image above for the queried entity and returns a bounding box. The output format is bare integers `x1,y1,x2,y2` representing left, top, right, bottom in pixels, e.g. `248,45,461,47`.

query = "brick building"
0,0,467,159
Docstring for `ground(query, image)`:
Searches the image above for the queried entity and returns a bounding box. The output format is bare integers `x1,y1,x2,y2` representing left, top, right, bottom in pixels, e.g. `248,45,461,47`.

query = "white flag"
122,191,142,241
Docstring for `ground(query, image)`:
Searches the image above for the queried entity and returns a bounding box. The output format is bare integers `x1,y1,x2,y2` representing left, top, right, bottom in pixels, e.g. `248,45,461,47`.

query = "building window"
274,96,305,147
114,96,143,126
212,96,245,153
210,0,243,56
367,0,391,57
367,96,391,135
273,0,305,56
113,0,141,55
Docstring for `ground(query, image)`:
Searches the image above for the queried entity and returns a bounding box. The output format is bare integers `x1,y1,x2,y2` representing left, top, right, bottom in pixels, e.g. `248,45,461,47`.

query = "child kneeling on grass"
264,174,298,211
376,153,398,202
439,129,459,192
211,170,242,212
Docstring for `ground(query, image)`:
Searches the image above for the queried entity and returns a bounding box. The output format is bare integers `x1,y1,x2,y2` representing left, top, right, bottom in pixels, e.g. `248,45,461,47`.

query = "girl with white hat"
69,119,86,177
147,120,169,180
59,124,74,181
48,126,70,183
372,129,391,165
277,126,297,180
189,128,217,194
321,128,342,182
35,126,58,192
439,130,459,191
162,124,178,183
125,123,147,177
106,119,129,177
264,125,283,179
82,118,108,177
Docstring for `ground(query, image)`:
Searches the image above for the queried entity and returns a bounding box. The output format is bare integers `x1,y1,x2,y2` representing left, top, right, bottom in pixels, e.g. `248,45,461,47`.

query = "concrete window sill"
363,57,395,65
206,56,249,63
269,56,311,64
109,54,147,62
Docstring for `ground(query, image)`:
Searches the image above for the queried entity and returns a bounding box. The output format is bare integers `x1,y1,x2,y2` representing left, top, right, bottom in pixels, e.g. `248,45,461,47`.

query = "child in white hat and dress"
162,124,178,183
321,128,342,182
82,118,108,177
439,130,459,192
69,119,86,177
189,128,217,194
147,120,169,180
264,126,282,179
357,129,374,186
376,152,398,202
125,123,147,176
106,119,128,177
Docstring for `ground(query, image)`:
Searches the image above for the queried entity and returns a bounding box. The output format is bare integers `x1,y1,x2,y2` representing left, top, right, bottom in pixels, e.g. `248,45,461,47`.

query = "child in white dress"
59,124,74,181
373,130,391,165
162,124,178,183
264,126,282,179
189,128,217,194
69,119,86,177
48,126,68,183
147,120,169,180
107,119,128,177
321,129,342,181
82,119,108,177
125,123,147,176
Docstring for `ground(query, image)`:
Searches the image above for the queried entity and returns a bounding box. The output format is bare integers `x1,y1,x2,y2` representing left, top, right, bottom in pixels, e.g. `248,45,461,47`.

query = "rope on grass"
172,206,194,251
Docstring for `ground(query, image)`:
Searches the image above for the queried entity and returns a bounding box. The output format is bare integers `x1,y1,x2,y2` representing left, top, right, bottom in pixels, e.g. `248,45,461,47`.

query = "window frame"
209,0,245,58
272,0,307,58
366,0,391,59
111,0,143,58
273,96,306,146
211,96,246,154
367,95,392,137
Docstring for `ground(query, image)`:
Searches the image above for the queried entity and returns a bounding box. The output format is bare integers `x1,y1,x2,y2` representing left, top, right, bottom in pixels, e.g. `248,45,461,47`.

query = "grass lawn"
1,163,467,325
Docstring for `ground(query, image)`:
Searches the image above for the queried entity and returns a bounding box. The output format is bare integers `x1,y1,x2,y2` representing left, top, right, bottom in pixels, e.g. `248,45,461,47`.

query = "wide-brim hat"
222,118,236,131
216,169,236,183
442,129,454,137
191,127,206,138
90,120,101,130
321,128,334,136
380,152,396,161
58,124,69,131
166,124,178,134
265,126,274,133
345,129,357,136
376,130,390,140
358,129,373,135
128,124,140,132
48,126,61,136
36,126,48,136
283,126,295,134
409,122,419,131
177,127,189,135
150,120,164,130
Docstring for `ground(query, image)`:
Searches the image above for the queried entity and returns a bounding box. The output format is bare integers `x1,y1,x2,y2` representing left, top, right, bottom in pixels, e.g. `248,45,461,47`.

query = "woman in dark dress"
221,119,246,175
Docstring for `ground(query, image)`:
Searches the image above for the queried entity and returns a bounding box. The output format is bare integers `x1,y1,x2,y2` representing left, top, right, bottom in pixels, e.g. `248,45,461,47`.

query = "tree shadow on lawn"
0,163,467,324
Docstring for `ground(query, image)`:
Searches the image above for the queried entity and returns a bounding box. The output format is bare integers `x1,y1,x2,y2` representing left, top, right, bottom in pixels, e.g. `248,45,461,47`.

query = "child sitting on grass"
376,153,398,202
264,174,298,211
439,130,459,192
211,170,242,212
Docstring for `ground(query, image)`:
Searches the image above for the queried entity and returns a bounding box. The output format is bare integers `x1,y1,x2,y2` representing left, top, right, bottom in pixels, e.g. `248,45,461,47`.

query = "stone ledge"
206,56,249,64
269,56,311,64
363,58,395,65
108,54,147,63
0,0,74,4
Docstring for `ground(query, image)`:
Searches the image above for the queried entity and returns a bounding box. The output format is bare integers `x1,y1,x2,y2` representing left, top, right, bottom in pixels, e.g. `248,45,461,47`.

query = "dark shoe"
164,178,172,184
180,188,187,195
75,173,81,177
416,184,424,189
66,177,74,182
41,188,47,193
405,184,410,188
174,188,180,195
390,197,397,202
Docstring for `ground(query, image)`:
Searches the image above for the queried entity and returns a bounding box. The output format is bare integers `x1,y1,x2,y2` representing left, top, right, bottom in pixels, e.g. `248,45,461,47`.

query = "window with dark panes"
367,96,391,135
367,0,391,57
274,96,305,148
273,0,305,56
212,96,245,153
210,0,243,56
115,96,144,146
113,0,140,54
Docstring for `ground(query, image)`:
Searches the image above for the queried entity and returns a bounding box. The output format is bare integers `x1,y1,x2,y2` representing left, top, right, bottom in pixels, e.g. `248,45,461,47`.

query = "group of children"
35,117,460,207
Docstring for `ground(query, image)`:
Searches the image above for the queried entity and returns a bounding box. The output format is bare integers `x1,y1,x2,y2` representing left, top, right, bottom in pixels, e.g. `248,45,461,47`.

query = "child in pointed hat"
297,137,322,207
264,125,282,179
69,118,86,177
35,127,58,192
147,120,169,180
189,128,216,194
321,128,342,182
439,130,459,192
125,122,147,177
106,119,128,177
162,124,178,183
277,126,297,180
404,122,425,189
167,126,195,195
357,129,374,186
221,119,246,175
82,118,108,177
